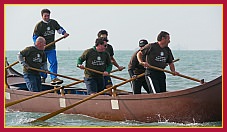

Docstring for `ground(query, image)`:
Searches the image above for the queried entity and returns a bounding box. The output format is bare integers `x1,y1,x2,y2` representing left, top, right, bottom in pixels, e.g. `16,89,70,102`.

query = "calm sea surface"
5,50,222,127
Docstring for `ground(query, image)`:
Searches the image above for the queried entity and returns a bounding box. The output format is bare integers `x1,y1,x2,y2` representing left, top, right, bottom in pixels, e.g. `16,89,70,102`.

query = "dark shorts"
104,76,113,88
84,77,104,95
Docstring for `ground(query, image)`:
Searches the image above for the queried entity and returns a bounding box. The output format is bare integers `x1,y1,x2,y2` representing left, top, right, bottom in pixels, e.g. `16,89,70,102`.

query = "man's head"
95,37,107,52
41,9,51,22
157,31,170,47
97,30,108,38
35,36,46,50
101,37,108,43
139,39,148,47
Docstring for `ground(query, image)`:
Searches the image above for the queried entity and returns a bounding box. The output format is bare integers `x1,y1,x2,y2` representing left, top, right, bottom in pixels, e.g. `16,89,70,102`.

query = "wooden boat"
5,62,222,123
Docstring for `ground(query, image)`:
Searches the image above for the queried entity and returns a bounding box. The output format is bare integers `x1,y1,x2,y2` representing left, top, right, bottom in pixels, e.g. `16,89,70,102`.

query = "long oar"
44,36,65,49
5,69,10,88
5,36,66,70
147,64,204,84
82,67,127,81
31,73,145,122
109,59,178,74
5,61,19,69
110,67,125,73
28,67,81,82
172,58,180,63
5,80,83,108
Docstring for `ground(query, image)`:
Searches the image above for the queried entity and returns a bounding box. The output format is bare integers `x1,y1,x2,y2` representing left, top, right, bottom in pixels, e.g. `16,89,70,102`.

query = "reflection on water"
5,111,222,127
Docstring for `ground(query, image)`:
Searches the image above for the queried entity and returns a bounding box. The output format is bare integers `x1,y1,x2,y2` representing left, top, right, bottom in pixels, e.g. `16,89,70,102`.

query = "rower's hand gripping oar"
110,67,126,73
5,80,84,108
80,67,127,81
30,73,145,123
77,66,131,95
5,36,66,70
145,63,205,84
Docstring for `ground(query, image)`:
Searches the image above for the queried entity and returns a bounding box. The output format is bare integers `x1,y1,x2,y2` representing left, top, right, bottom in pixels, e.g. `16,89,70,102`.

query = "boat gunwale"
5,75,222,101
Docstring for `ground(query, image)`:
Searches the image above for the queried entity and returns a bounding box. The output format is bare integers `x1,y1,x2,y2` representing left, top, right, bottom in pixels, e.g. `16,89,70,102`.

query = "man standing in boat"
137,31,179,93
128,39,150,94
17,36,47,92
77,37,112,95
33,8,69,85
97,30,124,90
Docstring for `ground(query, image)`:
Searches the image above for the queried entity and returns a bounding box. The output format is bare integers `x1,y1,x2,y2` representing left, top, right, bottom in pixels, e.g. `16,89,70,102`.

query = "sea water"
5,50,222,127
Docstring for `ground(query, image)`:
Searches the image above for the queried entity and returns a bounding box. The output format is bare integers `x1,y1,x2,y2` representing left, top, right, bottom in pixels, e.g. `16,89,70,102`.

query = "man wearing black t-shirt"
77,37,112,95
137,31,179,93
128,39,150,94
17,37,47,92
33,9,69,85
97,30,124,91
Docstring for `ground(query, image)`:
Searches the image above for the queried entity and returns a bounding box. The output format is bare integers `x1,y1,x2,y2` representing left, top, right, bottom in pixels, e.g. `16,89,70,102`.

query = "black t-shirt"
79,47,111,78
105,44,114,57
20,46,46,74
128,50,146,76
141,42,174,69
33,19,61,50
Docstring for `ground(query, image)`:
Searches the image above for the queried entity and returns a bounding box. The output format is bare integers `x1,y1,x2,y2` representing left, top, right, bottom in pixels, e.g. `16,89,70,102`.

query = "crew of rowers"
18,9,179,95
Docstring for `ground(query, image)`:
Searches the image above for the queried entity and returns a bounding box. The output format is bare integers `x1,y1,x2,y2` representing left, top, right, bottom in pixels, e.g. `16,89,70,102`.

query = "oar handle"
31,73,145,122
110,67,125,73
83,67,127,81
5,80,84,108
44,36,65,49
147,64,204,84
5,61,19,69
28,67,81,81
173,58,180,63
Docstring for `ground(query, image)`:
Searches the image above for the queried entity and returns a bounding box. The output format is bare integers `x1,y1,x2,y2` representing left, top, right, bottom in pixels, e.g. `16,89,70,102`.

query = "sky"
5,4,222,51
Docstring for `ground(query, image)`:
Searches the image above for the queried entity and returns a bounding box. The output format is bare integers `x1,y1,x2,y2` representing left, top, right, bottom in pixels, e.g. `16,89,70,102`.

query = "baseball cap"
139,39,148,47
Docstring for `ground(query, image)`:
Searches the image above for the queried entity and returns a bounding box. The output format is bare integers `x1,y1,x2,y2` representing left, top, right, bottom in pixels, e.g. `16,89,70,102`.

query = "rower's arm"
111,56,124,71
17,52,26,65
137,51,144,65
169,62,179,76
169,63,175,72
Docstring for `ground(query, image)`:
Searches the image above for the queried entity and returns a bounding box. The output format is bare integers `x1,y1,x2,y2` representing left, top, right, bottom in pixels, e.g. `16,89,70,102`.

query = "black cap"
139,39,148,47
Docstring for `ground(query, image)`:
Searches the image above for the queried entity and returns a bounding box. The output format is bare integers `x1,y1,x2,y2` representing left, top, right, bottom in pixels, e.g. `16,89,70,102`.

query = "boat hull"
5,76,222,123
